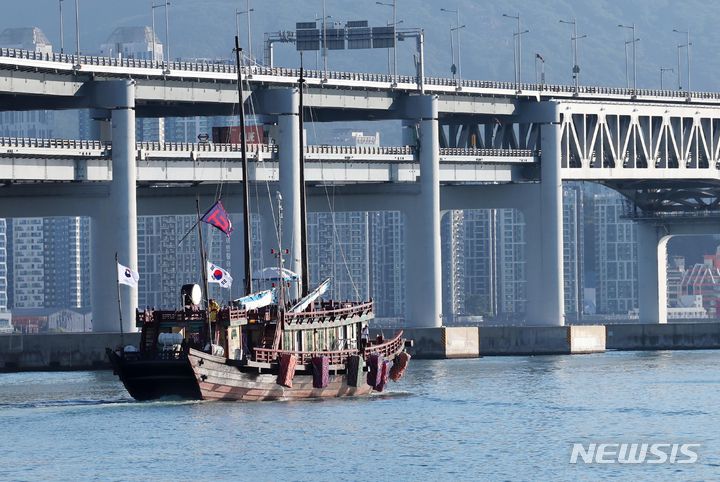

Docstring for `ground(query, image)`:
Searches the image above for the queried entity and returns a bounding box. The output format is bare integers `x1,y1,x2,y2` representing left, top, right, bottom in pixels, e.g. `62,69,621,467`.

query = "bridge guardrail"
0,47,714,101
0,137,538,160
0,137,108,150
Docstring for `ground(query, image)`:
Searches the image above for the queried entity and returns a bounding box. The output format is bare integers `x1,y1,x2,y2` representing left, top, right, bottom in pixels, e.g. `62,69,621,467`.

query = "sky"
1,0,719,90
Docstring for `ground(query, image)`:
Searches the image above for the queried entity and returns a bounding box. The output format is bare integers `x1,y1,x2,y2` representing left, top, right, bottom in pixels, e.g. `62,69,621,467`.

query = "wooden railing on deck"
253,331,404,365
254,347,360,365
363,331,404,359
284,300,374,325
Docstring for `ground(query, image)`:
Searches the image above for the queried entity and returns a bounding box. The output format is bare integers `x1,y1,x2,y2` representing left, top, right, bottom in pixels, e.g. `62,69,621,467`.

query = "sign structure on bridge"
295,20,395,52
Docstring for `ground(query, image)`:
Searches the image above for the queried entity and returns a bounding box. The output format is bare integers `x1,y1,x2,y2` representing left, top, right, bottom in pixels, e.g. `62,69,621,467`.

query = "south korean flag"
207,261,233,289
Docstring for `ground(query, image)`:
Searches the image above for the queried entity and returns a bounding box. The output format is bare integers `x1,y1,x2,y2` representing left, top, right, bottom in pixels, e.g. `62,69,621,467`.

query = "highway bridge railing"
0,47,713,102
0,137,538,160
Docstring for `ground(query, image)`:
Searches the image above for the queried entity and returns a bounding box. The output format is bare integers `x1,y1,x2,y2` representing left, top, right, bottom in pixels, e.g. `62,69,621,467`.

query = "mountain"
2,0,719,91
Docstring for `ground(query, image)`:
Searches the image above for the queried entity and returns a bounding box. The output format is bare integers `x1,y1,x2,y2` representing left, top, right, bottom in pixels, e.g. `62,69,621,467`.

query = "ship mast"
298,62,309,297
234,36,253,296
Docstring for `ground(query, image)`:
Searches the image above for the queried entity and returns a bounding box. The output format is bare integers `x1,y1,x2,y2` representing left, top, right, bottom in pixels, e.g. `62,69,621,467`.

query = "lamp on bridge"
559,18,587,92
660,67,674,91
376,0,398,86
236,1,254,66
151,1,171,72
618,23,639,91
673,28,691,92
441,7,464,90
502,12,528,92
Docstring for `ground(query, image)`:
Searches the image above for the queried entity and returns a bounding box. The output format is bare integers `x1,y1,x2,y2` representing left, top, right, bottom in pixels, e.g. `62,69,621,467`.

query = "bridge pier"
524,102,565,326
637,223,670,324
90,80,138,333
405,95,442,328
274,88,303,298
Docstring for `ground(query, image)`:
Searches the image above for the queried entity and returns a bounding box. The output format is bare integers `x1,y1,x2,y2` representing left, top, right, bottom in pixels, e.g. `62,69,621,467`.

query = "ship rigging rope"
243,66,280,273
304,81,362,301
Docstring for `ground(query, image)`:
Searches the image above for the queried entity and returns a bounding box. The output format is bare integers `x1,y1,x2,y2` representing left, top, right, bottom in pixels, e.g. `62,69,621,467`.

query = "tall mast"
298,63,309,297
235,36,253,296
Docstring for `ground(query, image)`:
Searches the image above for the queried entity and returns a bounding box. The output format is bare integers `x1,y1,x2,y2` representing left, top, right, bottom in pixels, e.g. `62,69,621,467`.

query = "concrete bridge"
2,48,720,332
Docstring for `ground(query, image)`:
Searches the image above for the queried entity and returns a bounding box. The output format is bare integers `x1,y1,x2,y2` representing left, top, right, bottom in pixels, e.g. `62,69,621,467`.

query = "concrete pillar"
275,89,302,298
405,95,442,327
637,223,669,324
525,102,565,326
91,80,138,333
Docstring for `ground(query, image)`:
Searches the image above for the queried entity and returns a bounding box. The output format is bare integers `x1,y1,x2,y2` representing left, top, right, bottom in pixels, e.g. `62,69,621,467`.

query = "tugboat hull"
107,349,202,401
189,349,373,401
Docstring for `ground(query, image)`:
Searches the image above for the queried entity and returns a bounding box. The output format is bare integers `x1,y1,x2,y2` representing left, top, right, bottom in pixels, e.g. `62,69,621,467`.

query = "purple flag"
201,200,233,237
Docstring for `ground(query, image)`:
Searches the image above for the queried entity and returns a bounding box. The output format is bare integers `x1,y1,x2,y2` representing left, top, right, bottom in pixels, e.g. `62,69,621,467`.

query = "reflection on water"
2,351,720,480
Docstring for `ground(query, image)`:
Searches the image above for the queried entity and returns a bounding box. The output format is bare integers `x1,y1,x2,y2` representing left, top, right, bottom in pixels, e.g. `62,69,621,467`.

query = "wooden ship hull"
189,349,373,401
106,349,201,401
187,330,407,402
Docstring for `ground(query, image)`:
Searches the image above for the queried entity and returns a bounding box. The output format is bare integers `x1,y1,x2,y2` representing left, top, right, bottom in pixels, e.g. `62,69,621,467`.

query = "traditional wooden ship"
107,38,411,401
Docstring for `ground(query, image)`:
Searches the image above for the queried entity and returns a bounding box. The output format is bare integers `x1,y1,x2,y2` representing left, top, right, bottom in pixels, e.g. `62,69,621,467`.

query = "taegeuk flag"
117,262,140,288
207,261,233,289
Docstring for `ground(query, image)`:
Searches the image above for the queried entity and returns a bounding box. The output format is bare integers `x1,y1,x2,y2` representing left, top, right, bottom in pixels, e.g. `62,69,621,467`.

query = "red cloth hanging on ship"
389,352,411,381
312,356,330,389
366,353,384,389
277,353,297,388
374,361,390,392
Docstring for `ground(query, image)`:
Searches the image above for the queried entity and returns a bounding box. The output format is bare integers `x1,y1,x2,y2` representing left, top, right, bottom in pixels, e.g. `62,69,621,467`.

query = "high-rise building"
308,212,370,302
441,210,466,321
563,185,584,319
462,210,497,317
9,217,90,310
11,218,44,308
369,211,405,318
0,219,8,311
593,192,638,314
497,209,526,316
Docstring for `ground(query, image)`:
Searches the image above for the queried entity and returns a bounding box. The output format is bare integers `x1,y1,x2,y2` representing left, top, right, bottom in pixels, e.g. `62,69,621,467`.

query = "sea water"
2,351,720,481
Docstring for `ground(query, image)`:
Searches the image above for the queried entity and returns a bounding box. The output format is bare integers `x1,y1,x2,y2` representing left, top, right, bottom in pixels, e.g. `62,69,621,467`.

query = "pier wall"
2,322,720,371
0,333,138,371
606,322,720,350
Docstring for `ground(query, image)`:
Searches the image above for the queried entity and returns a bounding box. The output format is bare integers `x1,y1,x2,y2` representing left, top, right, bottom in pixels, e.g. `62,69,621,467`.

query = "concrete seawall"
399,325,605,358
0,333,139,371
3,322,720,370
606,322,720,350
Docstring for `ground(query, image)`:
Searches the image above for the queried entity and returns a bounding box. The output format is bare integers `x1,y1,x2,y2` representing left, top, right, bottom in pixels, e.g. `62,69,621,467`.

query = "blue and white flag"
234,289,276,310
207,261,233,289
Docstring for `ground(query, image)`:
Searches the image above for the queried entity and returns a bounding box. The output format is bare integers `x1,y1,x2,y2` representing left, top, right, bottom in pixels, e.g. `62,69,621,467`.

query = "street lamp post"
152,2,170,68
673,28,691,92
618,23,638,90
74,0,79,57
535,53,545,86
376,0,398,86
660,67,674,90
503,13,526,89
441,7,464,88
236,1,254,65
59,0,64,54
559,18,586,91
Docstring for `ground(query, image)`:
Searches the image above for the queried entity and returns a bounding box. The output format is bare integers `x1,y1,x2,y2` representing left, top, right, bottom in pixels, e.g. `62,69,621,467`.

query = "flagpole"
196,198,212,350
115,252,125,348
